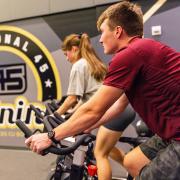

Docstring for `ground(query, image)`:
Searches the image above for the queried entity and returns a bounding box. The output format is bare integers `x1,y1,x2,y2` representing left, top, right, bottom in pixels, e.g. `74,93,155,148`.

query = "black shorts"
137,135,180,180
139,134,169,160
103,104,136,132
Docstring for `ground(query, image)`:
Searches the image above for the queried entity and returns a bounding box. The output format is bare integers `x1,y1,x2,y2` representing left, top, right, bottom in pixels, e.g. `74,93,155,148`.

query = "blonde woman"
56,33,107,115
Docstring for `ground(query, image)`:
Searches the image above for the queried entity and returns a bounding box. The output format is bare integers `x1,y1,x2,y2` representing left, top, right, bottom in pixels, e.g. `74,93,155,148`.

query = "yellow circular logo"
0,25,61,101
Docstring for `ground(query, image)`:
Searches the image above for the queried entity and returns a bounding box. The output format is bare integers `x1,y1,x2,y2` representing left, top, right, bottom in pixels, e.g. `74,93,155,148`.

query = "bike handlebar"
119,136,149,147
19,102,150,156
30,104,44,120
15,119,95,155
16,119,33,138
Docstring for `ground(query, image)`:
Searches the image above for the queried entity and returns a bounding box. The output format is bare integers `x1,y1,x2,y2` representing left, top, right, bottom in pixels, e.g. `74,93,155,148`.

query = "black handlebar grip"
51,99,60,109
53,112,66,123
45,103,53,115
16,119,49,156
16,119,33,138
30,104,44,119
43,116,53,131
47,116,59,128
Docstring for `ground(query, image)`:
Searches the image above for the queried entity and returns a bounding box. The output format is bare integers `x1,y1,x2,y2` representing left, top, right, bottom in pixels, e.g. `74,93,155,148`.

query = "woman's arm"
56,95,78,115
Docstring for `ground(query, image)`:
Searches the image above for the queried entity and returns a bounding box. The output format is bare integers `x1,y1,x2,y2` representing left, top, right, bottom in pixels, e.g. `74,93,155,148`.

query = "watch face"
48,130,55,139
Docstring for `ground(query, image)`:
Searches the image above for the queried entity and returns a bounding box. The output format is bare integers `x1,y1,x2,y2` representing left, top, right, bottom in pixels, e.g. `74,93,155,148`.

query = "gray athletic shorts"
103,104,136,132
137,134,180,180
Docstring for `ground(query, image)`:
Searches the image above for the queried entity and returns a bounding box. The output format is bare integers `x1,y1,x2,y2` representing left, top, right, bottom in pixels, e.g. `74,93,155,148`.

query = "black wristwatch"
47,130,59,144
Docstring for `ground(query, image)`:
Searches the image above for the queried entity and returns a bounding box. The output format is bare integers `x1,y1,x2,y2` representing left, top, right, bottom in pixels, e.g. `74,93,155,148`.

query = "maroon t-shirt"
104,38,180,141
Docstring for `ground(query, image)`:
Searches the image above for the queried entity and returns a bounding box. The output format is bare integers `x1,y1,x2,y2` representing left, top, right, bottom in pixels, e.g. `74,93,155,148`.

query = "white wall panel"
50,0,94,13
0,0,119,23
11,0,49,20
0,0,12,22
94,0,119,5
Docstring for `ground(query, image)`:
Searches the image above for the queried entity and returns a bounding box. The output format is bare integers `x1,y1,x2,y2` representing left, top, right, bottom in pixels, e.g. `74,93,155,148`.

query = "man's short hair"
97,1,143,37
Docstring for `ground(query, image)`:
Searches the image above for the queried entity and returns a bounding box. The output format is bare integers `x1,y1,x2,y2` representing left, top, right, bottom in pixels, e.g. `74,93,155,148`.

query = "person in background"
25,1,180,180
56,33,107,115
95,102,135,180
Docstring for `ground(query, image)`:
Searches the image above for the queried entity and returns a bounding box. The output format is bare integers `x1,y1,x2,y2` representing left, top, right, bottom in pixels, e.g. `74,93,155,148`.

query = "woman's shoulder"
73,58,88,68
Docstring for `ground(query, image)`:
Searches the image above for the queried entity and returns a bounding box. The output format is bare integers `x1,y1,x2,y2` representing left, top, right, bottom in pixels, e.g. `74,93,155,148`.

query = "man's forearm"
54,85,124,140
85,94,128,132
54,102,103,140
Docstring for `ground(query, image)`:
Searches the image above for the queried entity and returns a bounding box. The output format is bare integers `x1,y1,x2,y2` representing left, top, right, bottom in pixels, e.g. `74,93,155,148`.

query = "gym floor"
0,148,127,180
0,124,136,180
0,149,57,180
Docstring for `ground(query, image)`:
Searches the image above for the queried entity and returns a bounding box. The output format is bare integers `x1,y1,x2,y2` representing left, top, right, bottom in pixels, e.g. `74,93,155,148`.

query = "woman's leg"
94,126,123,180
94,104,136,179
109,145,125,164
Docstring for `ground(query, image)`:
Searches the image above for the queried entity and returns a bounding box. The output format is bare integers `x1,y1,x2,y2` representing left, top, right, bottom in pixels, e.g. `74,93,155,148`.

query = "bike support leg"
69,164,84,180
69,147,87,180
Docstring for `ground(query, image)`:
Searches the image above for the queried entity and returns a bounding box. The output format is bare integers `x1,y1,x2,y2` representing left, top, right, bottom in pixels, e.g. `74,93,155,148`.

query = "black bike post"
69,145,88,180
69,164,84,180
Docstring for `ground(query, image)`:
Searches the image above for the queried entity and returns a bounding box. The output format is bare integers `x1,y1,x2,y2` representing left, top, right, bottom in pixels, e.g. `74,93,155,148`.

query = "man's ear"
115,26,123,39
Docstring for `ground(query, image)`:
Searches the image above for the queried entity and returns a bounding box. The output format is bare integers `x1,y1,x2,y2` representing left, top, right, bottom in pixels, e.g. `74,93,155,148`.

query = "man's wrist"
47,130,59,144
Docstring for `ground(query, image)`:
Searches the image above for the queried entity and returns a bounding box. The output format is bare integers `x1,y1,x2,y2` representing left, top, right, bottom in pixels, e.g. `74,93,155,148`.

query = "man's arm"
25,85,123,154
84,93,129,132
54,85,124,140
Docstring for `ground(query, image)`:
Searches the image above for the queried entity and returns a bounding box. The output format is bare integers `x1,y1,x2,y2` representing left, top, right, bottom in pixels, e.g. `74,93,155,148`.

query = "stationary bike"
16,100,153,180
16,104,98,180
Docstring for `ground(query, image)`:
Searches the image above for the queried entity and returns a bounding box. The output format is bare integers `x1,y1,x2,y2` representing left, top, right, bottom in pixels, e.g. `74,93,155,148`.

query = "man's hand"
25,133,52,154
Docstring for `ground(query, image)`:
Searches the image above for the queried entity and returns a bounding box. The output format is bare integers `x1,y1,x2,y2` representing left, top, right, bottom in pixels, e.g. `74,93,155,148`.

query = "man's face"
99,19,119,54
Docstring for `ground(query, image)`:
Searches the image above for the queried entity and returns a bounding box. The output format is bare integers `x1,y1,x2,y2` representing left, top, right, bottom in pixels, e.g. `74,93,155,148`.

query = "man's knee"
123,147,150,177
123,154,140,177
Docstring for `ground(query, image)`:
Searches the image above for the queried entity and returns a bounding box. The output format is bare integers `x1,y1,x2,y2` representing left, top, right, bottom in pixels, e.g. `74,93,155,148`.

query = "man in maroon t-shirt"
25,1,180,180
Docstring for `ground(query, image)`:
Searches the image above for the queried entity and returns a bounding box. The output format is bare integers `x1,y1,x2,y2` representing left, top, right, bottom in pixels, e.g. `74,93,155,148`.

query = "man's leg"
124,135,180,179
123,146,150,177
136,140,180,180
94,126,123,180
123,134,164,177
